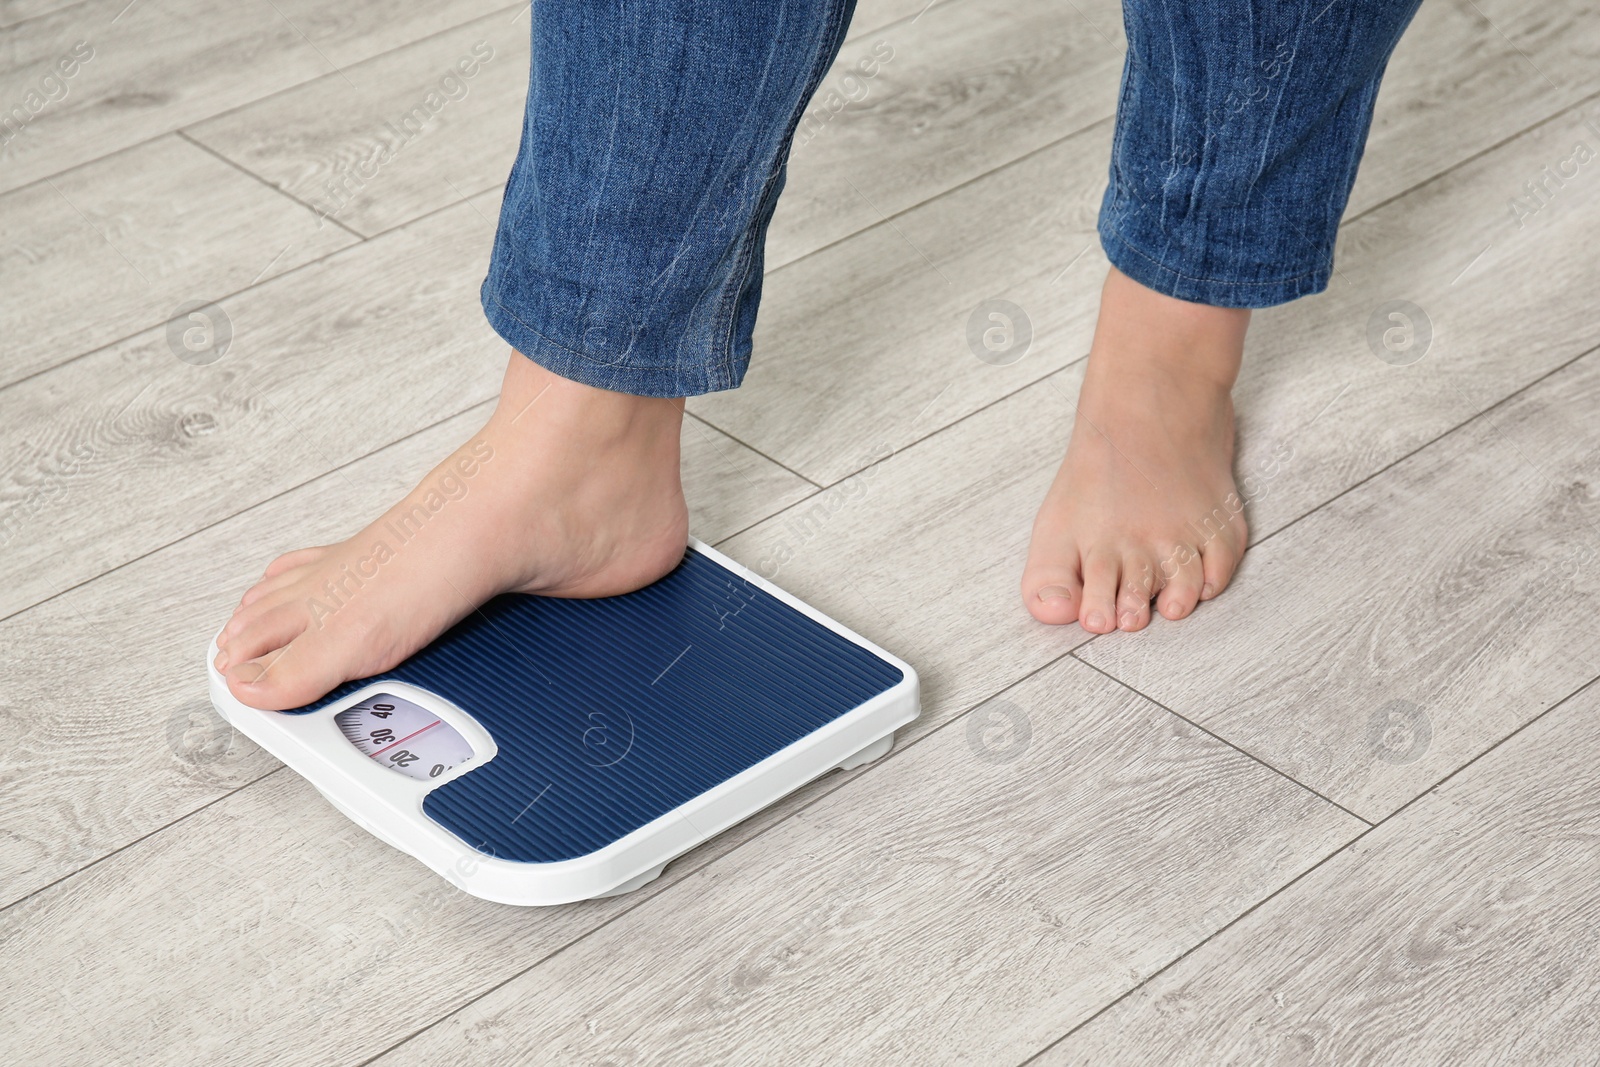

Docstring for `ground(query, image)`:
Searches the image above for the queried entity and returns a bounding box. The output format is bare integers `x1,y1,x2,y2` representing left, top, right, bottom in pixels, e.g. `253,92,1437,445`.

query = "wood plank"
1347,0,1600,216
765,0,1124,268
0,0,84,30
0,133,356,388
1034,679,1600,1065
6,88,1598,785
848,0,942,39
693,122,1113,485
0,0,512,195
364,658,1359,1067
715,366,1095,745
186,0,1125,257
0,190,506,622
179,0,1600,275
184,11,530,239
0,657,1360,1067
1078,350,1600,820
692,0,1600,486
682,413,819,536
0,750,906,1066
3,0,1561,633
0,401,811,908
1212,98,1600,536
696,88,1600,520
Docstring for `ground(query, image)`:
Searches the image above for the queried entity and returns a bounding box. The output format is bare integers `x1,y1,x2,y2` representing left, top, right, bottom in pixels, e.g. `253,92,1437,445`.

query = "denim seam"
487,31,649,383
1103,220,1327,289
712,0,857,392
1104,25,1137,227
484,291,611,365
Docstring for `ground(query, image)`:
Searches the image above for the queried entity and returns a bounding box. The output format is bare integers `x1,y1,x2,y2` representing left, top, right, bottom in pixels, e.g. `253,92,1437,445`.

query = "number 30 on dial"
334,693,474,782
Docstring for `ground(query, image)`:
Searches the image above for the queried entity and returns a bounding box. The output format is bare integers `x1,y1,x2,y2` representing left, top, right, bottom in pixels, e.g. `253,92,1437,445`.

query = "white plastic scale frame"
207,538,920,906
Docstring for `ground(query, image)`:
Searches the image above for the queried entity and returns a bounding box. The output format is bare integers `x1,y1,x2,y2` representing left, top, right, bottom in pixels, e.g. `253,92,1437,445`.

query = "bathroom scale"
206,539,919,906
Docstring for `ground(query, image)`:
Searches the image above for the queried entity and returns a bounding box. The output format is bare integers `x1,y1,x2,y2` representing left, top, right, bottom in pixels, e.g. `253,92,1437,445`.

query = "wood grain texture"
0,133,356,388
1220,100,1600,538
1079,350,1600,820
1035,679,1600,1066
1346,0,1600,217
0,657,1358,1067
847,0,944,40
0,767,656,1067
682,413,819,538
0,189,505,622
367,658,1360,1067
712,364,1092,745
696,89,1600,524
0,734,942,1067
764,0,1125,269
693,123,1114,486
0,402,810,909
2,4,1599,1064
692,1,1600,488
185,11,530,239
186,0,1123,258
0,0,512,194
0,0,84,30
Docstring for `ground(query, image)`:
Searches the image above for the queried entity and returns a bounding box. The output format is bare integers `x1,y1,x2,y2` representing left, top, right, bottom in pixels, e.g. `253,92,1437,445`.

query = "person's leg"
1023,0,1423,633
216,0,857,709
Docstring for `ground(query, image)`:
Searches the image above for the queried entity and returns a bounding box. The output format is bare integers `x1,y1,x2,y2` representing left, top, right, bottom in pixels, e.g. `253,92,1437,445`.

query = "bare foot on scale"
1023,266,1250,633
213,353,689,710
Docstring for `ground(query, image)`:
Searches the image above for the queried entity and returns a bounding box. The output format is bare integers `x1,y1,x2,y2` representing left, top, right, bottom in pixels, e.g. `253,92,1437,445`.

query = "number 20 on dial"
334,693,474,782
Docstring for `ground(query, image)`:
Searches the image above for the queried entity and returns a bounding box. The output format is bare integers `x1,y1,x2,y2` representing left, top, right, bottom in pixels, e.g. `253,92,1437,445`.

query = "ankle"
491,353,685,447
1092,268,1248,393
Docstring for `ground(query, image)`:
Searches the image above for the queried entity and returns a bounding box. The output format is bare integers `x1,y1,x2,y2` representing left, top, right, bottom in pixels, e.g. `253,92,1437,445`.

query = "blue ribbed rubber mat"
286,548,903,863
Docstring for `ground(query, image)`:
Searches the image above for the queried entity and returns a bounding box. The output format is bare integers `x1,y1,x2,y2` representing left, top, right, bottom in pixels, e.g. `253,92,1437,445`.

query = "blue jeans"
482,0,1423,398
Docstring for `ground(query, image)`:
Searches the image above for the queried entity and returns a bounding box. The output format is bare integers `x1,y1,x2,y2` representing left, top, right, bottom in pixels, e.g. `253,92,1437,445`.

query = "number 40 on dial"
334,693,475,782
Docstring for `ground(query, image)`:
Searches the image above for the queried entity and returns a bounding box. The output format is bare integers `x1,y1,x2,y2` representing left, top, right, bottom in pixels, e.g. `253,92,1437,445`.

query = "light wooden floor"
4,1,1599,1063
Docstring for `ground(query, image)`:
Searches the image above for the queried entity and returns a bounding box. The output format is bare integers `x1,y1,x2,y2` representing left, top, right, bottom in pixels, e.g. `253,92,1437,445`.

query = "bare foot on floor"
1022,266,1250,634
213,353,689,710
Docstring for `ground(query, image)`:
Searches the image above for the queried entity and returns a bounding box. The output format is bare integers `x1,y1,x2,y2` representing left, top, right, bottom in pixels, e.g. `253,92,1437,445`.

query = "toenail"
232,661,265,683
1086,611,1106,630
1201,583,1216,599
1038,585,1074,602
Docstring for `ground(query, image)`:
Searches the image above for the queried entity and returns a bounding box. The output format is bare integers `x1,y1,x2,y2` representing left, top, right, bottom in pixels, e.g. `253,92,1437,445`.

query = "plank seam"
1015,671,1600,1065
1067,653,1374,826
348,644,1089,1067
174,129,367,241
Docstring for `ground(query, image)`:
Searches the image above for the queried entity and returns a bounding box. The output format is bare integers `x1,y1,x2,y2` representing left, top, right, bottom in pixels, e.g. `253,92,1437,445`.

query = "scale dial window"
335,693,474,782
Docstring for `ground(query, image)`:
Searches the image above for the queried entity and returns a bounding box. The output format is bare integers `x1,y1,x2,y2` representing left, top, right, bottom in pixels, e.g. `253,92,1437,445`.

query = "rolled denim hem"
1097,221,1331,310
481,285,744,399
480,0,857,400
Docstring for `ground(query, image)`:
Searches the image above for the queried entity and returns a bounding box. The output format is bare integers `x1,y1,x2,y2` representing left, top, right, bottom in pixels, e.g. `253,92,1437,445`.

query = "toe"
1022,552,1084,626
1116,553,1156,631
263,546,330,580
226,629,360,712
1078,551,1120,634
220,598,270,651
238,567,307,611
223,577,313,646
1155,542,1205,620
220,603,309,672
1199,525,1246,601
